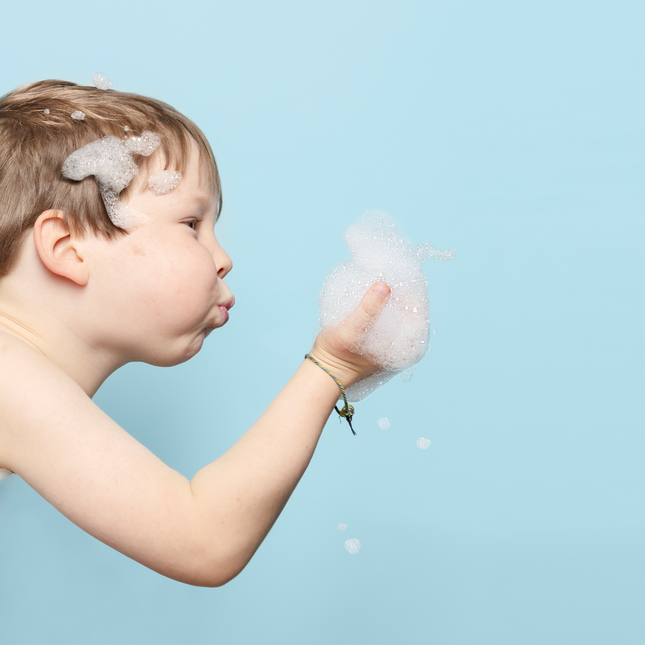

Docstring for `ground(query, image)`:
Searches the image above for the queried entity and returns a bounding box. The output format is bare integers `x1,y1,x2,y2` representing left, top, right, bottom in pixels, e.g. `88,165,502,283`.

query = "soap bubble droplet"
93,72,113,91
377,417,391,429
344,538,361,554
337,523,347,531
416,437,431,450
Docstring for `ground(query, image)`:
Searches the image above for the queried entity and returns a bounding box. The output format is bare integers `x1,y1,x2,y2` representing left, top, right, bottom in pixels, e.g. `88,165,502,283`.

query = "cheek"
151,243,218,309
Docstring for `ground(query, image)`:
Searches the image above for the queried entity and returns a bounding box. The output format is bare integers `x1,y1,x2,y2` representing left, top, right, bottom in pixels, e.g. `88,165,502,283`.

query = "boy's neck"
0,290,120,398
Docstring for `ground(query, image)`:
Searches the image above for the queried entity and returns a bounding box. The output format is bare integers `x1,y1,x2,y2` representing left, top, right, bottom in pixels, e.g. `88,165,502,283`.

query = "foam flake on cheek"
71,111,85,121
92,72,113,90
317,212,454,402
148,170,182,196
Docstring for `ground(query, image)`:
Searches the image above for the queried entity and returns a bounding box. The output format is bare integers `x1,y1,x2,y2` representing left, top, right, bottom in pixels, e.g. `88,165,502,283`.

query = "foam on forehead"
148,170,183,195
318,213,454,401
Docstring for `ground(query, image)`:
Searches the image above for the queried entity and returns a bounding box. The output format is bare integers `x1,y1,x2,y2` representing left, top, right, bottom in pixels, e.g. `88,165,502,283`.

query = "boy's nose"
214,244,233,279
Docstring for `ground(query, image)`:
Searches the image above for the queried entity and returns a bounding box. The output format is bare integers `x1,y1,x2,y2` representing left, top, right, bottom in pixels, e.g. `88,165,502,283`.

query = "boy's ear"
33,210,89,286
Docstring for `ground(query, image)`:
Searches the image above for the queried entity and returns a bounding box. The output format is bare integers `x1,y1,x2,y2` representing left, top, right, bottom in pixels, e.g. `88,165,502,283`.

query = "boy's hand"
309,282,391,388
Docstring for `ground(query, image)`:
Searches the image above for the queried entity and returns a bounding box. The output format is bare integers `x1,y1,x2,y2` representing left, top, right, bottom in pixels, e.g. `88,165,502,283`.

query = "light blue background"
0,2,643,643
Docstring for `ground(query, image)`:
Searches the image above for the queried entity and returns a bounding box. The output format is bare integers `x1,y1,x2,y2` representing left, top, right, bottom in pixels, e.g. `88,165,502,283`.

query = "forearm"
188,357,341,584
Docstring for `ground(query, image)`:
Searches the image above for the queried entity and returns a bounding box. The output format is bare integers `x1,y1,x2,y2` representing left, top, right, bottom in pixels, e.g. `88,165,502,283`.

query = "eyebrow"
184,194,213,212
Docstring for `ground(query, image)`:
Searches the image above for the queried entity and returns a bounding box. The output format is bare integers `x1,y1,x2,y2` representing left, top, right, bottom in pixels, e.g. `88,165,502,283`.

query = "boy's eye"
185,220,197,230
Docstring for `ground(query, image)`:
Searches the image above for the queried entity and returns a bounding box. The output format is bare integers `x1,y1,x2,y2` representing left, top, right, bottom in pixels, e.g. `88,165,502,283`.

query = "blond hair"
0,80,221,277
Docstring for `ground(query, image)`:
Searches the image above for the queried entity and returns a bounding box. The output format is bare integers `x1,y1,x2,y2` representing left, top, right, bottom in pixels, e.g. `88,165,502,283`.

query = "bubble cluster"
337,523,347,531
93,72,113,91
344,538,361,554
71,111,85,121
377,417,391,429
148,170,183,195
416,437,431,450
62,132,160,229
318,213,454,401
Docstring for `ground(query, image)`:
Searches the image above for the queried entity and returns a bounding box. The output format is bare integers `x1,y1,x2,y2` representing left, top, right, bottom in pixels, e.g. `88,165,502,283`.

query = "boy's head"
0,80,221,278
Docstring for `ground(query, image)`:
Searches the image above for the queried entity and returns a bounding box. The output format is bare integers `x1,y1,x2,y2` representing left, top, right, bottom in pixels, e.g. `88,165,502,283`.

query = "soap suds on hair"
71,111,85,121
377,417,391,429
93,73,113,91
43,109,50,114
148,170,182,195
62,132,160,229
417,437,431,450
345,538,361,554
318,213,454,401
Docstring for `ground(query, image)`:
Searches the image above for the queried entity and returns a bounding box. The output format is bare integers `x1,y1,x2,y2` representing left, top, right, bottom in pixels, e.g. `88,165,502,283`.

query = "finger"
344,282,390,333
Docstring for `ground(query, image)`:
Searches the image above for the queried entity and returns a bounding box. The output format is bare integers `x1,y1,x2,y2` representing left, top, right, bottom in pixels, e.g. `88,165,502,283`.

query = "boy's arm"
0,285,389,587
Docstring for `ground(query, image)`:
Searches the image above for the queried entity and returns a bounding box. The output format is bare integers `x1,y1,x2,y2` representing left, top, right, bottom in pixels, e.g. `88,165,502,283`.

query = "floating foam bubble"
43,109,50,114
377,417,390,429
344,538,361,554
148,170,182,195
318,213,454,401
71,111,85,121
62,132,160,229
416,437,431,450
337,523,347,531
124,126,130,132
93,72,113,91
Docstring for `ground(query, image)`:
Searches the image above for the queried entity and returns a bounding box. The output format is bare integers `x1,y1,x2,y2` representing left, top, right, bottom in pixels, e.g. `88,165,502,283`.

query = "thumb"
345,282,391,332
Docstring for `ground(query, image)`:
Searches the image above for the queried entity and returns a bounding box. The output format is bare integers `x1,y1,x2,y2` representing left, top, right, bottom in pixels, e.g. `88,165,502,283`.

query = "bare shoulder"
0,330,197,581
0,330,68,469
0,330,102,477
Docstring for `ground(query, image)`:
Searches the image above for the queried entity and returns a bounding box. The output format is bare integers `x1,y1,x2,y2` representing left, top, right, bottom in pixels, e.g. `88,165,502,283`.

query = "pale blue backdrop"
0,2,643,644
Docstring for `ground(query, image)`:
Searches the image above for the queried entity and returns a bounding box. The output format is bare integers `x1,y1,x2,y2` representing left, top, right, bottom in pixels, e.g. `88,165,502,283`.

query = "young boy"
0,80,391,586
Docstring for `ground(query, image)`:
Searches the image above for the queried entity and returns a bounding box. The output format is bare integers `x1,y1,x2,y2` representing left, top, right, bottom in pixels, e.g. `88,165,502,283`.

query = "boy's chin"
139,332,207,368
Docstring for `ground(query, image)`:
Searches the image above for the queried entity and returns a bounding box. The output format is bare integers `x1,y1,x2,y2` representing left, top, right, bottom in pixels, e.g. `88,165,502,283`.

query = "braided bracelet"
304,354,356,435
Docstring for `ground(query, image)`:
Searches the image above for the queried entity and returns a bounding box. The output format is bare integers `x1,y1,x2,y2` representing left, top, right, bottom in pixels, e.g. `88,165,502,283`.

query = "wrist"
306,347,361,389
304,353,357,435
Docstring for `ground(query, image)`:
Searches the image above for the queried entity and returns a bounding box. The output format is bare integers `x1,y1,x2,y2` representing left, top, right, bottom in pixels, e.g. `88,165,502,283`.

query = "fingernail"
372,282,390,297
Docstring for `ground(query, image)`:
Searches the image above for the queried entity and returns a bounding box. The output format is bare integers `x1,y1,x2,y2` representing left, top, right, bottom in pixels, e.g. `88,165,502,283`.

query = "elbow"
187,568,242,588
168,549,252,588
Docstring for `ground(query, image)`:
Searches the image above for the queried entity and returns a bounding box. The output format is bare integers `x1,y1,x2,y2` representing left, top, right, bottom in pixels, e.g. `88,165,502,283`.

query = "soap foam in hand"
318,213,453,401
